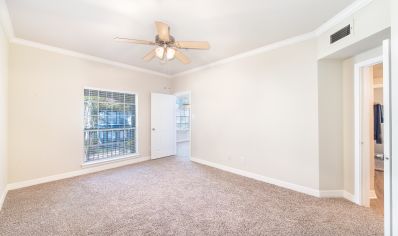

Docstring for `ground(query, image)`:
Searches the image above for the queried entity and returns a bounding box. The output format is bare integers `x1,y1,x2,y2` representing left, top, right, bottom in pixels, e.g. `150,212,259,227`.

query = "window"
84,89,137,163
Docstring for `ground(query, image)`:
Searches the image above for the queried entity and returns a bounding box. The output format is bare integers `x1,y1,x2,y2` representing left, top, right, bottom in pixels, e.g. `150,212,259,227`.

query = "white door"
151,93,176,159
361,65,373,207
383,39,392,236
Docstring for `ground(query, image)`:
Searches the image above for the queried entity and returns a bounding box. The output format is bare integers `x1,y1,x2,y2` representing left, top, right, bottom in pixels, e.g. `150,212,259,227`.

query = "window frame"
82,87,139,167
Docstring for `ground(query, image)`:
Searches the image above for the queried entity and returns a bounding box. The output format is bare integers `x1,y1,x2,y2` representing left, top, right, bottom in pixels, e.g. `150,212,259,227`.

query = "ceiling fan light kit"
155,46,175,61
155,47,165,59
115,21,210,64
165,47,175,60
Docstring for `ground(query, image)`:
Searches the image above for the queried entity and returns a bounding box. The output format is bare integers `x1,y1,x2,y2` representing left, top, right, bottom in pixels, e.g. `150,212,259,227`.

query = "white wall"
170,0,391,197
173,39,320,190
318,59,343,191
172,40,386,196
7,43,171,183
341,47,382,194
0,19,8,206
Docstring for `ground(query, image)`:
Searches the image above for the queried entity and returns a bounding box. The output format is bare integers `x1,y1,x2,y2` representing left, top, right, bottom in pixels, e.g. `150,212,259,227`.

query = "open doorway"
355,58,385,211
352,40,392,235
175,92,191,158
370,63,384,216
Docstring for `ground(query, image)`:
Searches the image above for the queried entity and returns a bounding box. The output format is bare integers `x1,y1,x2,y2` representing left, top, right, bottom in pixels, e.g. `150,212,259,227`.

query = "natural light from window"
83,89,137,163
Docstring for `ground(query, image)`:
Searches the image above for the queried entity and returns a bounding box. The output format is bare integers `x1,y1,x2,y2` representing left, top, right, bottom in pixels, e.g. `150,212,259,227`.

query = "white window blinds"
84,89,137,163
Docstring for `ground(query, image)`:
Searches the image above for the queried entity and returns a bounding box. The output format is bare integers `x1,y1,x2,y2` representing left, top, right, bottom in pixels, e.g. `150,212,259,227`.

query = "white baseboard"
3,155,358,208
369,190,377,199
190,157,320,197
319,190,356,203
0,187,8,210
344,191,355,202
190,157,358,203
319,190,345,198
7,156,150,191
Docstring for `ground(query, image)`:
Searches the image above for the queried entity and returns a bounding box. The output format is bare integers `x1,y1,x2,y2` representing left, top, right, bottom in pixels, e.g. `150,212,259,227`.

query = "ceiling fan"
114,21,210,64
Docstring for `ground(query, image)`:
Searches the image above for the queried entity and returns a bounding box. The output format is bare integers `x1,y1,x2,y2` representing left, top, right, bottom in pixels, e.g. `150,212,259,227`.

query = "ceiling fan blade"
155,21,170,42
174,41,210,50
114,37,155,45
175,50,190,64
144,48,156,61
143,48,156,61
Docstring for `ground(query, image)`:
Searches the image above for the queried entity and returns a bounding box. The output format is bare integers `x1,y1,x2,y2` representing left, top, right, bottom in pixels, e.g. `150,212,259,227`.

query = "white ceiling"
6,0,356,75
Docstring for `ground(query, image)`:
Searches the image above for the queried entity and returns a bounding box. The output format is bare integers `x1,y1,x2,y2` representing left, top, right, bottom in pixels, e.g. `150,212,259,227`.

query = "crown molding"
173,32,316,78
315,0,374,36
1,0,373,79
0,0,171,78
0,0,14,40
172,0,374,77
11,38,172,78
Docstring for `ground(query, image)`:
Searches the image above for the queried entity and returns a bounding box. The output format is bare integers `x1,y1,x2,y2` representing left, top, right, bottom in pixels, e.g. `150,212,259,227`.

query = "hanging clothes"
374,104,384,144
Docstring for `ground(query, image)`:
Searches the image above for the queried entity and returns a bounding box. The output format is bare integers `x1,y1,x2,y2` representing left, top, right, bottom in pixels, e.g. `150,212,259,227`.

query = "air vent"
330,25,351,44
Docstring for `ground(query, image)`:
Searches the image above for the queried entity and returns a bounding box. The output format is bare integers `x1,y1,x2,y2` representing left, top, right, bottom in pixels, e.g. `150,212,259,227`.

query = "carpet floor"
0,156,383,236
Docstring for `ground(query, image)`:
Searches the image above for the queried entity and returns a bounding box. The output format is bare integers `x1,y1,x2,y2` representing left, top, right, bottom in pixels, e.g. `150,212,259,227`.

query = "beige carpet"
0,156,383,236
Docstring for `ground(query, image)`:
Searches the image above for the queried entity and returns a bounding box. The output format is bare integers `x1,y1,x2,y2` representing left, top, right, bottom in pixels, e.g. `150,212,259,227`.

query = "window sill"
81,153,140,168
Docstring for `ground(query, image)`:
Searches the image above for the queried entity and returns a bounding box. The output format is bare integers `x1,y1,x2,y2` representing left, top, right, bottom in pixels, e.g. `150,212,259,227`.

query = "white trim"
354,56,383,206
0,187,8,210
0,0,14,40
319,190,344,198
1,0,163,79
1,0,372,78
382,39,392,236
173,32,316,77
344,191,356,202
315,0,374,36
173,0,373,77
81,154,140,168
369,190,378,199
318,190,356,202
191,157,359,202
10,38,171,78
7,156,150,191
190,157,320,197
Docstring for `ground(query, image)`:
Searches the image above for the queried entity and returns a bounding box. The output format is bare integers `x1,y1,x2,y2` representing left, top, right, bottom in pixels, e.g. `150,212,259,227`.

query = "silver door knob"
152,128,156,131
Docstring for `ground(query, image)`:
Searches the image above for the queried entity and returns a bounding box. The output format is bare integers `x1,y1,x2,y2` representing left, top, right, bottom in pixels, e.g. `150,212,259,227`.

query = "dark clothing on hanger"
374,104,384,144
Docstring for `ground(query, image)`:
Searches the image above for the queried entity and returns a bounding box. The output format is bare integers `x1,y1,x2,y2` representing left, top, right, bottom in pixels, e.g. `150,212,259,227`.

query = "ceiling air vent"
330,24,351,44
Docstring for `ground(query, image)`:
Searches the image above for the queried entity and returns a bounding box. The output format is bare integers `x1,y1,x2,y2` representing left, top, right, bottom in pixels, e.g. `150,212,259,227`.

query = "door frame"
174,91,192,159
354,56,383,207
382,39,392,236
